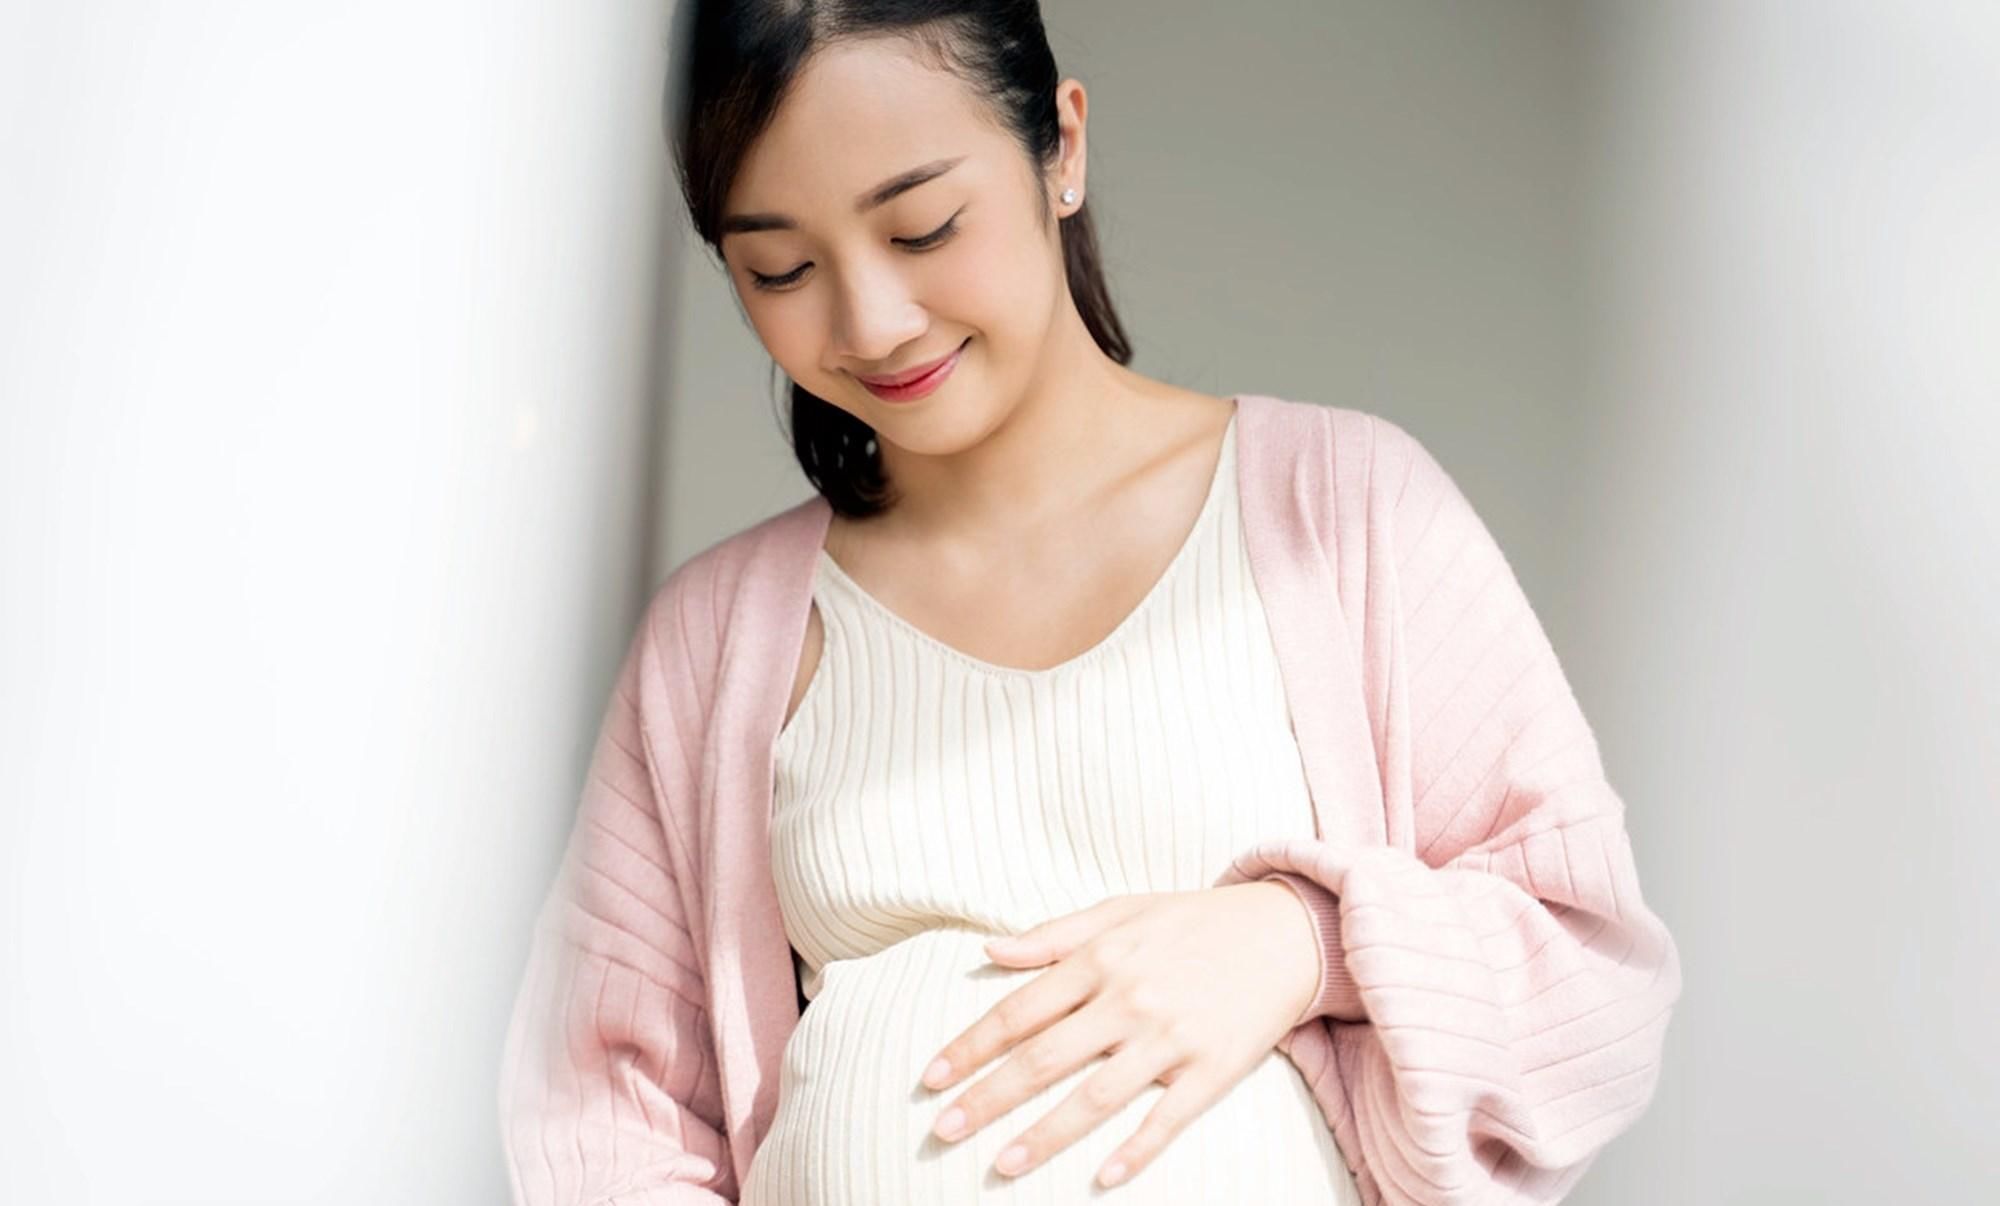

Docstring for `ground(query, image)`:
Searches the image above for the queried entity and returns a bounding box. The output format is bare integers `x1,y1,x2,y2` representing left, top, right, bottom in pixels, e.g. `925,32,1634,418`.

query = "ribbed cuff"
1262,871,1364,1024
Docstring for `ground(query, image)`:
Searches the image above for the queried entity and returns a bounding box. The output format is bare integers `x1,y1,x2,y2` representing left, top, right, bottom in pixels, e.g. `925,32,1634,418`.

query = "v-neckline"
812,402,1239,679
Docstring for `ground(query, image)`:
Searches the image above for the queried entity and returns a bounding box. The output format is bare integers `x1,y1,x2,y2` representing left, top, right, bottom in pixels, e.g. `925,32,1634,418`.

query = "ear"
1053,77,1088,190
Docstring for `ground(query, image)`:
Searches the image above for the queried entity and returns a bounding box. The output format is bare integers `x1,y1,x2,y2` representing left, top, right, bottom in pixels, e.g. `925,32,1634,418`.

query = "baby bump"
741,926,1361,1204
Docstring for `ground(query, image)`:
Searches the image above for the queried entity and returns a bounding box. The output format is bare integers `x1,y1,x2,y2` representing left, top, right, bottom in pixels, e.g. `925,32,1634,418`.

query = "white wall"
0,4,675,1202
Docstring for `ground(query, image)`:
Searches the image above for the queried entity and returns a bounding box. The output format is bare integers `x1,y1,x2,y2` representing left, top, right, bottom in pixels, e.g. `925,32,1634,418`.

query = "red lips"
857,339,967,387
856,337,969,402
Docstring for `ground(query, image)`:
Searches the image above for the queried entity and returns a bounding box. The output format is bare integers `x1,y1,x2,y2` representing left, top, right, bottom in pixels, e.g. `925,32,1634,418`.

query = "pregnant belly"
740,926,1361,1204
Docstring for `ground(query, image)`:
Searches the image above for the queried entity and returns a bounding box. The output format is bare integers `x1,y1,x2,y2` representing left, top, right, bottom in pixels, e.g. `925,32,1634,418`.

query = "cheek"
933,228,1046,333
742,295,821,371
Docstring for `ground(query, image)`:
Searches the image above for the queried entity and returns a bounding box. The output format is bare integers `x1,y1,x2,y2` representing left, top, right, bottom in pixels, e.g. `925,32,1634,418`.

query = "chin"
864,394,1004,457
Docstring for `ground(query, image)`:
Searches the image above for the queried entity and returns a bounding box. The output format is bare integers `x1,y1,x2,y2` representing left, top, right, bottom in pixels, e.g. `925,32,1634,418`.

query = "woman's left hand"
918,882,1322,1189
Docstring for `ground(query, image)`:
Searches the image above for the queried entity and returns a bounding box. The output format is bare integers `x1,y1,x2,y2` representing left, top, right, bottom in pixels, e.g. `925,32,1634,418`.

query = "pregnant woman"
498,2,1683,1203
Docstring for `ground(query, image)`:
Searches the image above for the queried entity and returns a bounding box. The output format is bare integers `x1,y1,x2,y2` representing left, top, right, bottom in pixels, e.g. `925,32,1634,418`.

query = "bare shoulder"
1120,384,1241,497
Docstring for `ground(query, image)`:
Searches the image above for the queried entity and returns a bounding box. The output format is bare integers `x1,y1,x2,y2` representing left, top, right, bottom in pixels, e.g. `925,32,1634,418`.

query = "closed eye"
747,208,964,292
895,212,961,250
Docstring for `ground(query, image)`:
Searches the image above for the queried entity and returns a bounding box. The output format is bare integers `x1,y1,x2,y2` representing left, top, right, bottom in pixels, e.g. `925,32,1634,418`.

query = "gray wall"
661,3,2000,1203
660,1,1587,600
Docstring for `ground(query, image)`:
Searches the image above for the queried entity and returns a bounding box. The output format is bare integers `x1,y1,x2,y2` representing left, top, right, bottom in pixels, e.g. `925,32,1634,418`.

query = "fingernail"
934,1107,966,1141
1099,1158,1129,1187
995,1143,1028,1175
922,1057,952,1088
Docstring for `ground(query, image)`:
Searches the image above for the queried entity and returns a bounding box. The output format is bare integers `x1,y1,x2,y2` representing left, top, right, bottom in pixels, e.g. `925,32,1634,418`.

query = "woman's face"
719,37,1080,456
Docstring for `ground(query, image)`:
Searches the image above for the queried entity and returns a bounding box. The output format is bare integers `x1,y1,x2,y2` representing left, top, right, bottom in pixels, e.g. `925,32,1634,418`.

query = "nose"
831,261,928,369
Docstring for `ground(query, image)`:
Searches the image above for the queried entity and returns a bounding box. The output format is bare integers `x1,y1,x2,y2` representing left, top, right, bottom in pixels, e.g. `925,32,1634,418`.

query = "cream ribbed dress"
741,413,1364,1204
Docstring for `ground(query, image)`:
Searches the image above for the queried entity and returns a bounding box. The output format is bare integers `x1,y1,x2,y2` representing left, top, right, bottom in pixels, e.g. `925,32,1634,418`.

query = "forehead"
728,37,1004,214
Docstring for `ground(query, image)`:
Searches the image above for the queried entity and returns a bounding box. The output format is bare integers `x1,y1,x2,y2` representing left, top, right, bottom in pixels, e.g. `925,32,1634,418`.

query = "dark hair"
670,1,1132,518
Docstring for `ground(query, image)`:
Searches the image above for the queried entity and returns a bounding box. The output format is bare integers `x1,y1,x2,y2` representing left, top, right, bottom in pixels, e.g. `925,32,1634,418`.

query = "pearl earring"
1061,188,1078,206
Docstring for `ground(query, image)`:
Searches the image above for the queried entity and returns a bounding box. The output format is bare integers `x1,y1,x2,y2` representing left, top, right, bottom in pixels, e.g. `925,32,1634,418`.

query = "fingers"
1093,1059,1231,1188
983,894,1152,966
985,1030,1180,1182
928,994,1124,1151
923,941,1106,1093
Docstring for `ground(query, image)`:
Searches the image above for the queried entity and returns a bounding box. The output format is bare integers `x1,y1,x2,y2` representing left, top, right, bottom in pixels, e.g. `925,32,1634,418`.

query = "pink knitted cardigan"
498,394,1683,1204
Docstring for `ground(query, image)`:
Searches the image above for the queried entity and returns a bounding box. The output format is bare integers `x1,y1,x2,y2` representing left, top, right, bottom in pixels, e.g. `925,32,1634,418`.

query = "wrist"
1260,871,1362,1024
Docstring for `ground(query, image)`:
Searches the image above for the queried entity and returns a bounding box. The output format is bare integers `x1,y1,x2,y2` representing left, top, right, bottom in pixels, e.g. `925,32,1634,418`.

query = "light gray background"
2,2,1994,1202
662,2,2000,1201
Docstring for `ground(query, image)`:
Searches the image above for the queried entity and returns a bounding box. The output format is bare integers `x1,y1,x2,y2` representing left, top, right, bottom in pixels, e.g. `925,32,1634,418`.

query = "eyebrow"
720,155,965,239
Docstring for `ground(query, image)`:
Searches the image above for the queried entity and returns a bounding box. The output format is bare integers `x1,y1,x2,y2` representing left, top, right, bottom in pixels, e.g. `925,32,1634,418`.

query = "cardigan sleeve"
1216,413,1683,1204
1261,871,1365,1025
497,589,737,1205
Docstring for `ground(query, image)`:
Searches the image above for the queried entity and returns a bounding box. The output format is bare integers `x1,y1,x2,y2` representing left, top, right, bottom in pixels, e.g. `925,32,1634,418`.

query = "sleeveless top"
741,412,1364,1204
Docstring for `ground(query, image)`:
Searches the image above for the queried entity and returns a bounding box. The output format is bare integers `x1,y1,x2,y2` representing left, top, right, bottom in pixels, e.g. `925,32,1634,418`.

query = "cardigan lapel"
1234,394,1389,853
700,492,827,1192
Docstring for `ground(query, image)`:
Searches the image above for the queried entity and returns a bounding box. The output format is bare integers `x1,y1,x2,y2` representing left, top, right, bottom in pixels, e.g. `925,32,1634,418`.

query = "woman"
498,3,1683,1204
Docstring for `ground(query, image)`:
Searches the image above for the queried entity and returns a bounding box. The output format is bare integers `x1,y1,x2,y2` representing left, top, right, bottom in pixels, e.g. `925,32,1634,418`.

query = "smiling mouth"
857,337,969,387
